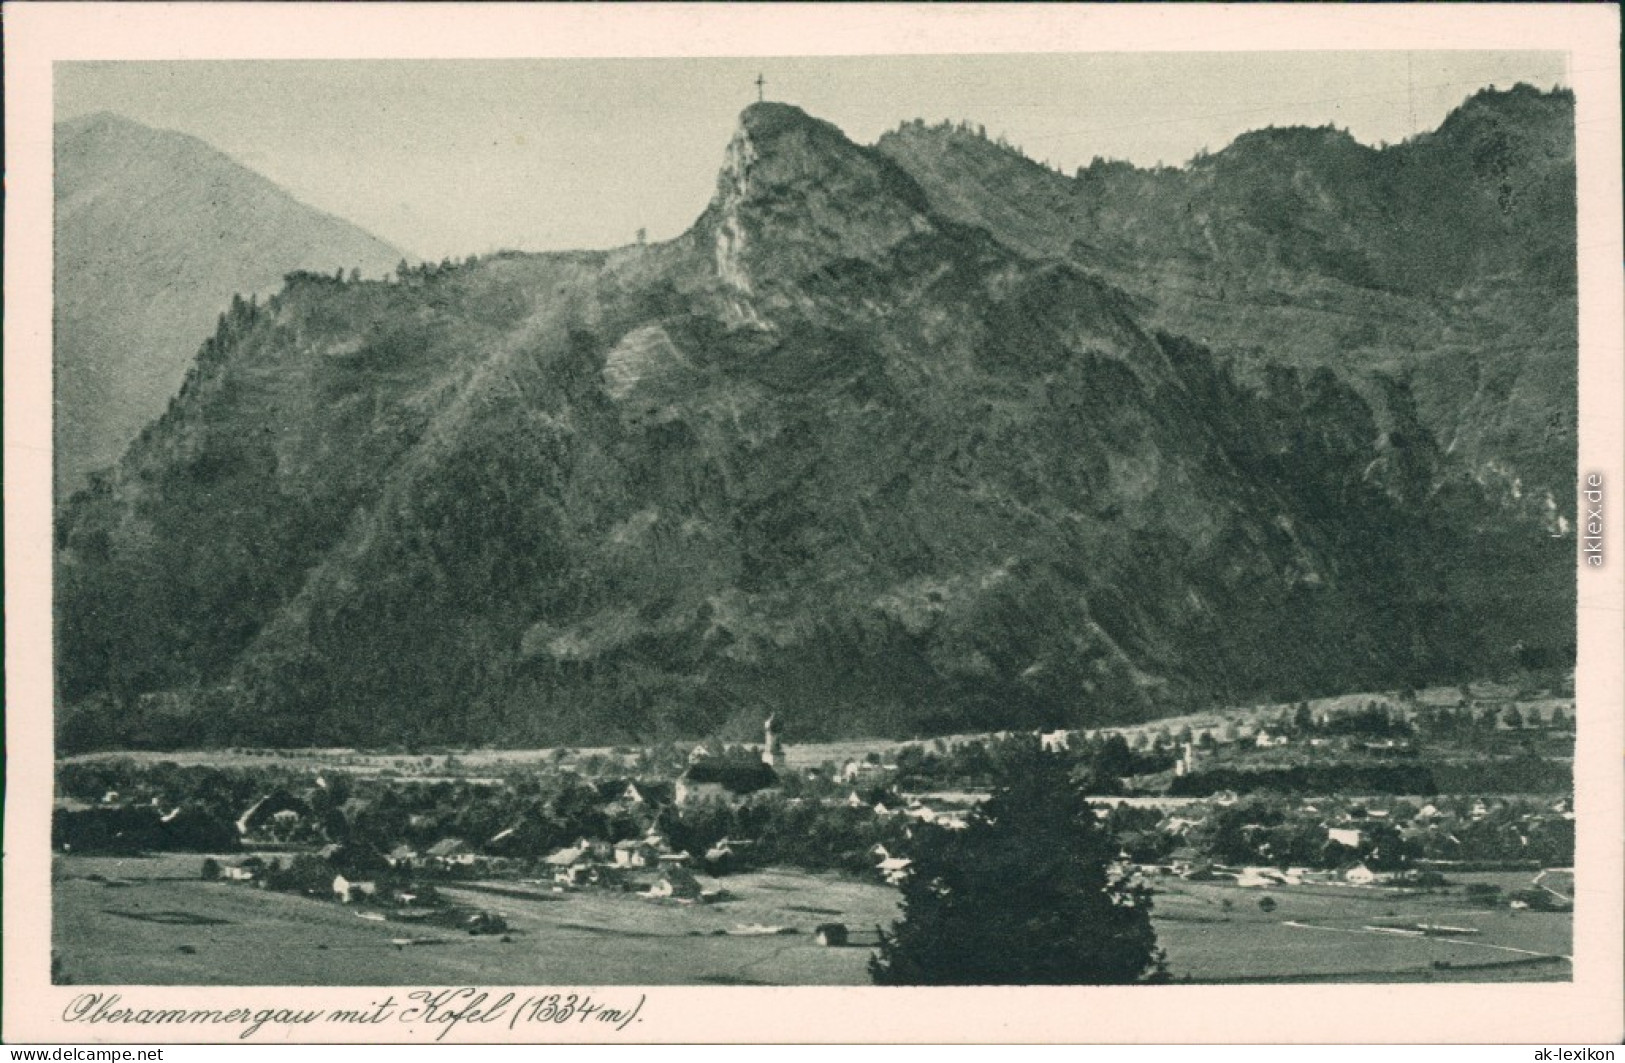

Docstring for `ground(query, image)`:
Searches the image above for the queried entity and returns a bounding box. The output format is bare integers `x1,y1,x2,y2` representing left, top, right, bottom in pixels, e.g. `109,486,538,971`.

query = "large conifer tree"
870,745,1165,985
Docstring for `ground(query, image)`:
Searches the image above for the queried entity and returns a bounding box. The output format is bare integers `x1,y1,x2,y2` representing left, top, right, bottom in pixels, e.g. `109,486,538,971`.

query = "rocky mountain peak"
703,103,937,311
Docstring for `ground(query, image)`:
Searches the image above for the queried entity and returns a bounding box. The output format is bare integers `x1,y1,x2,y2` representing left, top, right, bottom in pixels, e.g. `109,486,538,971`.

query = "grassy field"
53,854,900,986
53,854,1568,986
1151,876,1570,983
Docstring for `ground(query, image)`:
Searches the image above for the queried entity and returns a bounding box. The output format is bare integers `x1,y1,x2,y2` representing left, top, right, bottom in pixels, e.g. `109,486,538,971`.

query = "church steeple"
763,713,786,770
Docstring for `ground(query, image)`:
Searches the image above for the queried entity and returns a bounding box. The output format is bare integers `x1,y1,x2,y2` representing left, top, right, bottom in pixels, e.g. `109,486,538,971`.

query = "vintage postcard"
5,2,1622,1044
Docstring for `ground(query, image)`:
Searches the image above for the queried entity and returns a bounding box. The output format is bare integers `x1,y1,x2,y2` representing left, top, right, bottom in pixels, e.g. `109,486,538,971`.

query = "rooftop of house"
426,837,473,857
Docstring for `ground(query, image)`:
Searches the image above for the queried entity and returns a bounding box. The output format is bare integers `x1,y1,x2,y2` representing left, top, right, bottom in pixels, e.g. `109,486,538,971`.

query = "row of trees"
887,732,1171,792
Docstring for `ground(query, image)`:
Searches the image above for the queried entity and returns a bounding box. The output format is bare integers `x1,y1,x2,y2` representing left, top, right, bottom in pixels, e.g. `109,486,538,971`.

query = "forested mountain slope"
55,94,1575,750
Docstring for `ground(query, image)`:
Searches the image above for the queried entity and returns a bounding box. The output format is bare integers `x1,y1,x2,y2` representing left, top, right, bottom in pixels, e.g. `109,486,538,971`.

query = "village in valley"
52,677,1575,985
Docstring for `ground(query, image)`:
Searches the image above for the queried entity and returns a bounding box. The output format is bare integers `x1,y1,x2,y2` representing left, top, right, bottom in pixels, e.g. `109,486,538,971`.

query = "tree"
869,748,1165,985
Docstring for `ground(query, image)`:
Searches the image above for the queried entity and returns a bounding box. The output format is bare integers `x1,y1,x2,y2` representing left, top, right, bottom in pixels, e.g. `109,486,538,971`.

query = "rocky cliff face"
55,96,1575,751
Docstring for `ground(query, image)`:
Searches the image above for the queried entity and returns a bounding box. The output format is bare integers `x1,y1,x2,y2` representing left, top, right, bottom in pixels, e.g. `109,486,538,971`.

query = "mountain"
54,112,408,497
875,84,1578,522
53,93,1576,752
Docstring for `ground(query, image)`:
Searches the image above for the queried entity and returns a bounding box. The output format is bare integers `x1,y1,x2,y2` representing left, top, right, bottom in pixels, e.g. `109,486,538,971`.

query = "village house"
1342,862,1385,885
839,760,887,784
544,846,592,882
1327,826,1365,849
903,802,938,824
555,864,593,888
426,837,481,869
645,865,703,900
617,781,674,808
1164,848,1212,879
1164,816,1202,836
220,856,264,882
1398,824,1431,846
574,837,615,862
613,838,659,868
876,855,913,885
1509,886,1570,912
1236,867,1290,888
332,874,378,903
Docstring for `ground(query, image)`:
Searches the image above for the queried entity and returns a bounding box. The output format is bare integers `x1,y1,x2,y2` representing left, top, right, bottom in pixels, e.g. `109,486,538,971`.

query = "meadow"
53,854,1569,986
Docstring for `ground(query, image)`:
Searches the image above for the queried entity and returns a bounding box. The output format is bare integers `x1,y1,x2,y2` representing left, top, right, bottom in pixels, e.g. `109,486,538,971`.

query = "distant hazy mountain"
54,112,407,497
55,91,1575,752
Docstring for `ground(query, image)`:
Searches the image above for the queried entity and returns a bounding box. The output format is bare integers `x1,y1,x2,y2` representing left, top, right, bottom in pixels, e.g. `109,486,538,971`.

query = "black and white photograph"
6,2,1622,1045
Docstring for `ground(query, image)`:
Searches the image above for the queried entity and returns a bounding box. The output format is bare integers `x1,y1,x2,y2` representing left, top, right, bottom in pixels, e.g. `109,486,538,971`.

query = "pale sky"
57,52,1568,262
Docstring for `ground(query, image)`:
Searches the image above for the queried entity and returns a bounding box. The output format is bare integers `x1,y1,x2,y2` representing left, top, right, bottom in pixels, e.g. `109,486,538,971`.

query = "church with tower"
673,713,787,806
